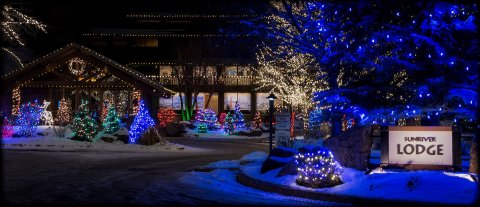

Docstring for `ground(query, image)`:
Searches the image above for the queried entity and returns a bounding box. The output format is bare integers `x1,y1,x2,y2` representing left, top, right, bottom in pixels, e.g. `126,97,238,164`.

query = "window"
256,93,283,112
224,93,251,111
145,37,158,47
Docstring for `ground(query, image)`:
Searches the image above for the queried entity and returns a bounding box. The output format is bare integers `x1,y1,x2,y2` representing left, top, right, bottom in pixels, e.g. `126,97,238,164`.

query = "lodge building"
1,1,280,121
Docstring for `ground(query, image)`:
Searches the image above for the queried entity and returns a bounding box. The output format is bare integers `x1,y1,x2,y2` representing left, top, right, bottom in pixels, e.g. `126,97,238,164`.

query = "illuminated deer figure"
40,100,54,126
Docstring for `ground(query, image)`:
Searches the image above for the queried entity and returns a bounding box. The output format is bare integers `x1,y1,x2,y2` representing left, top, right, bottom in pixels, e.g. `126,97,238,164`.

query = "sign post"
381,126,461,170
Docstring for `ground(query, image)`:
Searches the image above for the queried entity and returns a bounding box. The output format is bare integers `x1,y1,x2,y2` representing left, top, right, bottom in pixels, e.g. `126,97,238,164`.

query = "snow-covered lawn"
188,151,478,205
2,126,196,152
184,127,269,139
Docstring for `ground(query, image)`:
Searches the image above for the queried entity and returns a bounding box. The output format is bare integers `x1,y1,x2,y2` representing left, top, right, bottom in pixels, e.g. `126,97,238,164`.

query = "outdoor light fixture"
266,93,277,153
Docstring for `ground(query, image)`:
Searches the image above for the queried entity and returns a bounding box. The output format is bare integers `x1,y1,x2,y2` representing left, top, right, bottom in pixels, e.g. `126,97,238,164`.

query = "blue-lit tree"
203,108,218,128
255,1,478,127
233,102,246,129
129,100,155,143
16,100,42,137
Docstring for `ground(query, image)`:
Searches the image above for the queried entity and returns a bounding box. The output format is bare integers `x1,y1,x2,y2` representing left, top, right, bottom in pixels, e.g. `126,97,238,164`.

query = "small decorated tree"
197,123,208,133
218,112,227,126
102,105,121,134
223,112,236,135
295,146,343,188
157,106,176,127
195,108,205,125
100,101,109,123
54,98,72,137
71,100,98,141
17,101,42,137
233,102,245,129
129,100,155,143
252,111,262,129
2,116,14,138
203,108,218,128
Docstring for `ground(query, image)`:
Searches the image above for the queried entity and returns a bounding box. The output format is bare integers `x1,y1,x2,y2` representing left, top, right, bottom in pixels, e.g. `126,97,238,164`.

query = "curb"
236,171,474,207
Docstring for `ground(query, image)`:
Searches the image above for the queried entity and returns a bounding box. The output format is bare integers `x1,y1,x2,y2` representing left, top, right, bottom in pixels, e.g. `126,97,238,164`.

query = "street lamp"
266,93,278,153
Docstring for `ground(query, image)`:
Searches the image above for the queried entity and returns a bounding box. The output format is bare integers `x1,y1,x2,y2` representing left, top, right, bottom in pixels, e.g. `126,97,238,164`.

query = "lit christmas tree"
157,106,176,127
233,102,245,129
197,123,208,133
223,112,236,135
2,116,14,138
295,147,343,188
203,108,218,128
195,108,205,125
129,100,155,143
71,100,98,141
218,112,227,126
54,98,72,137
252,111,262,129
102,105,121,134
17,100,42,137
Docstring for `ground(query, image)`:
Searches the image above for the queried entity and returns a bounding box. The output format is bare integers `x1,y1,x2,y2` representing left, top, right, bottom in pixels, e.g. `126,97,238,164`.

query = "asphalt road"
2,137,348,206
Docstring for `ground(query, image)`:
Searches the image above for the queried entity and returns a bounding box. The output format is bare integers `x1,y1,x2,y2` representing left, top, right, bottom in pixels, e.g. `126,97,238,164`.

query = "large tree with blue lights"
256,1,478,127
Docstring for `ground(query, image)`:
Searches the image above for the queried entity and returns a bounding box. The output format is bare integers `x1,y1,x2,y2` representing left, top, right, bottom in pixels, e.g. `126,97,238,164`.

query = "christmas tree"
197,123,207,133
223,112,236,135
102,105,121,134
252,111,262,129
71,100,98,141
2,116,14,138
203,108,218,128
17,100,42,137
195,108,205,125
218,112,227,126
295,147,343,188
54,98,72,137
129,100,155,143
233,102,245,129
157,106,176,127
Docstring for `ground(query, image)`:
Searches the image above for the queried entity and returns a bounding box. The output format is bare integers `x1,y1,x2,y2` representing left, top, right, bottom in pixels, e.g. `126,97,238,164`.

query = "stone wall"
469,136,478,174
323,126,372,170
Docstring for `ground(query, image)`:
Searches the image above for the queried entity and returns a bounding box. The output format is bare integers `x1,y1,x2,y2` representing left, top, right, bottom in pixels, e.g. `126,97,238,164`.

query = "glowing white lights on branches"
1,5,47,46
68,57,86,76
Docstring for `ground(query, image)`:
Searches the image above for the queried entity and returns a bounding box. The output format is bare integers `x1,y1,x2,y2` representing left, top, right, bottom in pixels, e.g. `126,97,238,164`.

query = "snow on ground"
2,126,198,152
180,151,349,206
241,155,478,205
184,127,269,139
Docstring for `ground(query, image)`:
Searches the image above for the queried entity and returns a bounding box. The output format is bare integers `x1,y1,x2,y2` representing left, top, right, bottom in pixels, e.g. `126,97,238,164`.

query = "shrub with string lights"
157,106,176,127
197,123,208,133
218,112,227,126
252,111,262,129
203,108,218,128
2,116,14,138
295,146,343,188
17,100,42,137
129,100,155,143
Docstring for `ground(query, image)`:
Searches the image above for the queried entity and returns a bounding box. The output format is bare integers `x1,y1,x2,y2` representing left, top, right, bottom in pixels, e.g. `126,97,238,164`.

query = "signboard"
381,126,461,170
275,112,291,147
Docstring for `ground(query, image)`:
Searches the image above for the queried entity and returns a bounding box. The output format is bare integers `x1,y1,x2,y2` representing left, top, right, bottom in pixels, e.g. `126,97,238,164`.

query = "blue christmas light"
295,147,343,188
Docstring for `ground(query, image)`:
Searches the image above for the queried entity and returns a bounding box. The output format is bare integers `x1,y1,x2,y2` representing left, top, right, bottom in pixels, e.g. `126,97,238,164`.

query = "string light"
71,100,98,141
11,87,21,115
17,100,42,137
295,147,343,188
129,99,155,143
157,106,175,127
1,5,47,46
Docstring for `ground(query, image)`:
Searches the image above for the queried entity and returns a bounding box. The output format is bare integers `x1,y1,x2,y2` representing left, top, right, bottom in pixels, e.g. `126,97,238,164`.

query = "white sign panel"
388,126,452,165
275,113,291,130
275,131,290,147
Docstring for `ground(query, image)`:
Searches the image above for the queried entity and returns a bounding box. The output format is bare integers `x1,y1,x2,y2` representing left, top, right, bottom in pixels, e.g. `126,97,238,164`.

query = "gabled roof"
2,42,174,96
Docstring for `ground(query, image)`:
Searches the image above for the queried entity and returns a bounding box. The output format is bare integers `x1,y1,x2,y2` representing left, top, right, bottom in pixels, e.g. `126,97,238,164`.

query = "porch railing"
146,75,255,86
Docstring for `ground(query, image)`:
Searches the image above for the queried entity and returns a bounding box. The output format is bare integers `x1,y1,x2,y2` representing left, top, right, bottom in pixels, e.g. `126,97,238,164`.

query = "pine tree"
233,102,245,129
71,100,98,141
203,108,218,128
2,116,14,138
129,100,155,143
223,112,236,135
54,98,72,137
17,101,42,137
102,105,121,134
195,108,205,125
252,111,262,129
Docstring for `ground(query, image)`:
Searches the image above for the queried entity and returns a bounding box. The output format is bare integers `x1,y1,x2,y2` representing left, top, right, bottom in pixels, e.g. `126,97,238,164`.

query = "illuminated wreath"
68,57,86,76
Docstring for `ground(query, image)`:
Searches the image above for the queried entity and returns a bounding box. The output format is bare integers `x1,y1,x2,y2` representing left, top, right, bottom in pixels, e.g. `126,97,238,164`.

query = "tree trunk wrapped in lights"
54,98,72,137
102,105,121,134
71,100,98,141
295,146,343,188
129,100,155,143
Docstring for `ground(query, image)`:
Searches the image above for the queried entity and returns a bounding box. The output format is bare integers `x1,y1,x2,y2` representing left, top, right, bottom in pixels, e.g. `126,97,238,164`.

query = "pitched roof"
2,42,174,96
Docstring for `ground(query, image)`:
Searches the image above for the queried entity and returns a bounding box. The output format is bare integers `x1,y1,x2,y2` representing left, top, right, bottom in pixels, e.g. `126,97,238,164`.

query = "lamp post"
266,93,278,153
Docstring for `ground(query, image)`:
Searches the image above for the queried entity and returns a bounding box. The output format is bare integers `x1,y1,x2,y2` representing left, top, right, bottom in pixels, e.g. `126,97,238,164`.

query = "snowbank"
241,159,478,205
184,128,269,139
